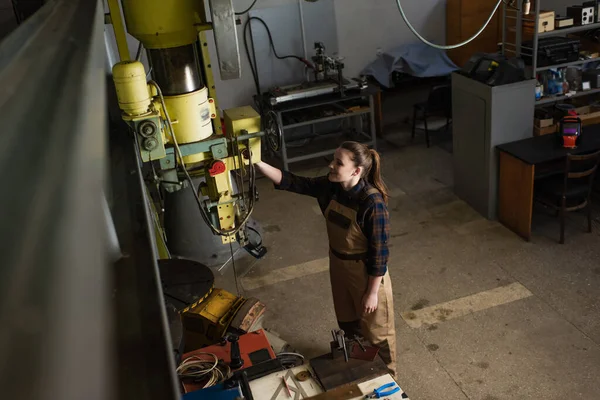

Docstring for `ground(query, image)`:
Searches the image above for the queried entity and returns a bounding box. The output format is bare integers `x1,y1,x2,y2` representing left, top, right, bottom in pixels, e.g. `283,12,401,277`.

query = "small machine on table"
260,43,380,170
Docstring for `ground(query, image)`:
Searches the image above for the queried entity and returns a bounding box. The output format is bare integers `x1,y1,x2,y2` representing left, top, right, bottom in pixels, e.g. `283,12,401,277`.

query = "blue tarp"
361,43,459,88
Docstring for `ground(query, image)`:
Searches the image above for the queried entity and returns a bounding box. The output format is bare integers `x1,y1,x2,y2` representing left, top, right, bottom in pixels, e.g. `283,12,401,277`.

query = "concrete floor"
216,90,600,400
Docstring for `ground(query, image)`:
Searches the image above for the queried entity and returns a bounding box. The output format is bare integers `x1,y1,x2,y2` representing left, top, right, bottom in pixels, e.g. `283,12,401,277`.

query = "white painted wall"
334,0,446,77
211,0,446,111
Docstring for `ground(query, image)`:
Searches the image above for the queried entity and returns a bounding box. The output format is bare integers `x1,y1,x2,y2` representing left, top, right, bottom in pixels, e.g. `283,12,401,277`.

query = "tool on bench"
348,335,379,362
365,382,401,399
331,329,381,362
330,329,349,362
354,335,366,352
228,334,244,369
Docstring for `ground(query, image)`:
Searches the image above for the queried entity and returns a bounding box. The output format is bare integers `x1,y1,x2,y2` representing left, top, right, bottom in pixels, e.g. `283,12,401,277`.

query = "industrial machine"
108,0,264,256
106,0,276,387
265,42,365,106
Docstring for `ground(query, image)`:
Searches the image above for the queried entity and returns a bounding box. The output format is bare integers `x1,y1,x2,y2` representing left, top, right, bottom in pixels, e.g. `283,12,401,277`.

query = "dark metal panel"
0,0,179,399
109,130,180,400
0,0,111,399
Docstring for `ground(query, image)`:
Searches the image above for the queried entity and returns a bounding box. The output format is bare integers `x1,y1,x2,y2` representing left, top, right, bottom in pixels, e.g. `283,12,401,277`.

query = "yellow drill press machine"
107,0,269,348
108,0,263,247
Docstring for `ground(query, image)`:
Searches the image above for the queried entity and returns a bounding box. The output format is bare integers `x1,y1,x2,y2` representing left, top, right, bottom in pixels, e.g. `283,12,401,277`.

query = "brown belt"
329,246,368,261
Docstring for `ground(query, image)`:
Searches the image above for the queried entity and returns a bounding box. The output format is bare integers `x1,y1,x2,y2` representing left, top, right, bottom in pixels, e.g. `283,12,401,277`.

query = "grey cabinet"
452,72,535,219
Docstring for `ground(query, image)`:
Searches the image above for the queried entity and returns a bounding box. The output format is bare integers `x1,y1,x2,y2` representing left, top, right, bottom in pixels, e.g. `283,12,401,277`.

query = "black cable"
276,354,304,369
235,0,258,15
148,153,166,213
243,18,262,110
229,241,241,296
243,16,314,113
246,225,263,247
248,17,311,64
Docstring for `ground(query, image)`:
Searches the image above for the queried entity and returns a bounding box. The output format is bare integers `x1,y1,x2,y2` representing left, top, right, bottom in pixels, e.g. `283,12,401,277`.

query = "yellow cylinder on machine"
121,0,205,49
163,88,213,163
112,61,151,116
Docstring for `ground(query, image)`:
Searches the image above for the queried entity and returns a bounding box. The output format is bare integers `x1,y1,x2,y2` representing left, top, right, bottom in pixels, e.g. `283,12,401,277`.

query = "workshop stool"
411,84,452,148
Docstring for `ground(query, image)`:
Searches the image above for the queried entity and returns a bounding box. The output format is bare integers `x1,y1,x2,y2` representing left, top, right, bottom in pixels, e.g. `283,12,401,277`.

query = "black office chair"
534,150,600,244
411,84,452,148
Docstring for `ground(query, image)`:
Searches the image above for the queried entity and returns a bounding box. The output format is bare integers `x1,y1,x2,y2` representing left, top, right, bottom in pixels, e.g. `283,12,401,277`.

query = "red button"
209,160,226,176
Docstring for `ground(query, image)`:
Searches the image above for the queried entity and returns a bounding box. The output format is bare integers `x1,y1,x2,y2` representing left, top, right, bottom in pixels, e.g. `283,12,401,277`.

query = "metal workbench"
265,84,379,170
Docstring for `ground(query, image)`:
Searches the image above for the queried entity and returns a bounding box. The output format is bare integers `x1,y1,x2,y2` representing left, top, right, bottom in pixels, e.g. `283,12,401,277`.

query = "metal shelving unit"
535,56,600,71
502,0,600,105
539,21,600,37
284,108,371,129
535,87,600,104
266,85,379,170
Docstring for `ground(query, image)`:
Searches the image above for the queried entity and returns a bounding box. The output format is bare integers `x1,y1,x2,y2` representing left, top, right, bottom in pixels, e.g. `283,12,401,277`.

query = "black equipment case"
521,37,580,67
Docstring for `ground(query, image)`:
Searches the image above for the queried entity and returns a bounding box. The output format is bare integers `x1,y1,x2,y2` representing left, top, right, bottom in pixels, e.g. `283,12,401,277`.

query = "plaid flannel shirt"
275,171,389,276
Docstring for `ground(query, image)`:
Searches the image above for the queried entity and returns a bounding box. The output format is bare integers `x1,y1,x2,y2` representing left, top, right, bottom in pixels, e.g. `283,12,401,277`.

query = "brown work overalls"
324,188,397,376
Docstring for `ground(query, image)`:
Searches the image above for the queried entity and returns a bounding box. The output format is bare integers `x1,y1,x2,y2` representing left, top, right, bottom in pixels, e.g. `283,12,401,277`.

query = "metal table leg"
369,94,377,151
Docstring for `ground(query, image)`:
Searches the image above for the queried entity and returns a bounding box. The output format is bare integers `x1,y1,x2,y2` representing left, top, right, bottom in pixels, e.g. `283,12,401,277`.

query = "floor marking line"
242,257,329,290
401,282,533,328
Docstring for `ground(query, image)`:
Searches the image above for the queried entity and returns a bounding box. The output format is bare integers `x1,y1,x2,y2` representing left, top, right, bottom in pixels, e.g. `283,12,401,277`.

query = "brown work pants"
329,255,397,377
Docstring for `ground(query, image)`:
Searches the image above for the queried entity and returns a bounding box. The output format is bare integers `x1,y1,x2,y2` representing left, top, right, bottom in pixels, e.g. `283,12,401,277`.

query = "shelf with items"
501,2,600,70
501,1,600,106
534,102,600,137
538,21,600,37
534,57,600,71
505,22,600,46
535,86,600,104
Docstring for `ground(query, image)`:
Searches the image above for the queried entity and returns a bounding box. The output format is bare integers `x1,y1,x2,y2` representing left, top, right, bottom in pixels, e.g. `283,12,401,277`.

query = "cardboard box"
534,124,557,136
556,16,574,28
535,116,554,128
523,10,556,34
574,105,600,125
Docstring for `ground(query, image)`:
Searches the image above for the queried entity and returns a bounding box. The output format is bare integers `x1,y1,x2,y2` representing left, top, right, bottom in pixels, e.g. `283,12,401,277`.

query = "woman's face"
328,148,360,183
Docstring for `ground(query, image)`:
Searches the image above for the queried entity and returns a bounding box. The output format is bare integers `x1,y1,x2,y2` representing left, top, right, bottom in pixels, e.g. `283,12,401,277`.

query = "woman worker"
254,141,396,377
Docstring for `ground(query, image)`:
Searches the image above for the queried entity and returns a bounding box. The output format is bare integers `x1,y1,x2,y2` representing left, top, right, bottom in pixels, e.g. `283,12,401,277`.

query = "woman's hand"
252,159,282,185
362,292,379,314
362,276,383,314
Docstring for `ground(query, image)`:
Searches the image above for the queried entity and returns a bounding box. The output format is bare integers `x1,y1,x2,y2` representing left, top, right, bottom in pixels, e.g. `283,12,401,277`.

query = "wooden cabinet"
446,0,503,68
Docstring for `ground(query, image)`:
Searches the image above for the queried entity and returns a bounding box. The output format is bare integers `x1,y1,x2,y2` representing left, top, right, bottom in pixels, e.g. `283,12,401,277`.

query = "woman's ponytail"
340,141,389,204
368,148,389,205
